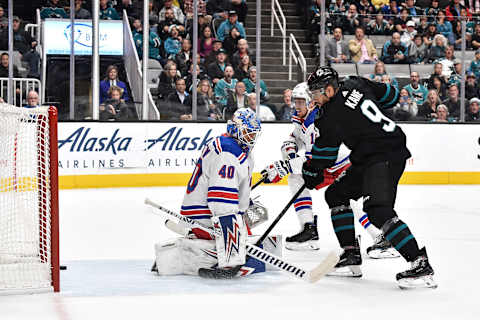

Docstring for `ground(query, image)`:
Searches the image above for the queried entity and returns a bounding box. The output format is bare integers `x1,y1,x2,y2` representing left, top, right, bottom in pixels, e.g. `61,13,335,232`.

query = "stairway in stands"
244,0,316,107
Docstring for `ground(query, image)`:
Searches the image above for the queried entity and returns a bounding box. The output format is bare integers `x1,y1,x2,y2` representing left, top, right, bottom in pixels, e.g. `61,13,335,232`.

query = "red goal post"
0,104,59,294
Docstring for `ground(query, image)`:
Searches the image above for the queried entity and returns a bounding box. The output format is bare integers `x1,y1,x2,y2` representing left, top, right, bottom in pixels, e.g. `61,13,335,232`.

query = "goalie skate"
396,247,437,289
366,235,400,259
285,216,320,251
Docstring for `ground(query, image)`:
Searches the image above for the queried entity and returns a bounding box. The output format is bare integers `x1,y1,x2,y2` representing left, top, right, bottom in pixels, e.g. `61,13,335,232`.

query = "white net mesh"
0,104,53,293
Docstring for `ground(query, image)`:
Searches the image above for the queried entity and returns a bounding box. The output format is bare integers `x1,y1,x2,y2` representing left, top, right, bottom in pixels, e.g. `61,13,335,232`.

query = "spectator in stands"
223,26,244,58
408,34,427,64
207,48,228,85
116,0,139,20
446,0,471,22
100,0,120,20
430,104,452,122
132,19,164,65
175,39,192,76
418,89,442,121
225,80,249,119
417,16,429,36
204,40,224,66
425,0,441,23
216,10,246,42
392,88,418,121
471,23,480,50
442,83,461,119
308,0,322,42
228,0,248,25
164,25,182,59
185,63,206,94
466,97,480,121
99,85,137,120
382,0,400,24
74,0,91,19
428,62,448,90
214,65,237,107
469,49,480,78
196,78,222,120
198,26,216,60
158,7,186,41
242,67,269,103
207,0,229,20
343,4,362,35
231,39,254,70
357,0,376,25
372,0,389,11
148,1,160,34
0,7,7,30
436,11,454,45
466,72,480,100
431,75,448,100
0,53,20,78
41,0,68,19
184,0,210,22
423,23,439,48
166,78,192,116
157,62,180,100
404,71,429,106
394,8,412,33
349,27,378,63
437,45,456,77
401,21,417,47
328,0,348,32
448,59,463,86
99,65,129,104
235,54,252,81
367,14,393,36
24,90,41,109
381,32,409,64
369,61,399,88
159,0,185,24
404,0,423,17
0,16,41,79
278,88,294,121
426,34,448,63
326,27,351,64
247,92,276,121
465,0,480,15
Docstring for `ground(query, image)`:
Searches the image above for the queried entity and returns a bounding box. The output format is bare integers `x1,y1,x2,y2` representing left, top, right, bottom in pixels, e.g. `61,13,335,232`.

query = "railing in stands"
0,77,42,107
122,11,160,120
288,33,307,82
271,0,286,65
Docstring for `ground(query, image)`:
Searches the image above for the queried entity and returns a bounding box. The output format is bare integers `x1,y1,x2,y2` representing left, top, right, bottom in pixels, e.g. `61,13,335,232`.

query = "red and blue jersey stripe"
293,196,312,212
180,205,212,220
359,213,371,228
207,186,239,205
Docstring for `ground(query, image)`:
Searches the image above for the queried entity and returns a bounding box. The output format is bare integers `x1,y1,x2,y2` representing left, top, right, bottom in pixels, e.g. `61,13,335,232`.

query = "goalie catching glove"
261,160,292,183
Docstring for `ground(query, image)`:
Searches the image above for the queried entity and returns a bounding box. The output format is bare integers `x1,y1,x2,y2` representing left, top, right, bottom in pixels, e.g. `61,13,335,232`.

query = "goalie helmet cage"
0,104,59,294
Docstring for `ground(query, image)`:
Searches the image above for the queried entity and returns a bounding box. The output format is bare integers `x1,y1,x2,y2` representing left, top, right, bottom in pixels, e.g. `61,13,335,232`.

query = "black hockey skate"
328,237,362,277
366,234,400,259
285,216,320,251
396,247,437,289
151,261,158,272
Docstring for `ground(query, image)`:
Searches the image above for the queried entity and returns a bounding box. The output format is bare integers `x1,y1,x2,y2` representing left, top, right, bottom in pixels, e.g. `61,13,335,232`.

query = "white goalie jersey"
181,135,253,232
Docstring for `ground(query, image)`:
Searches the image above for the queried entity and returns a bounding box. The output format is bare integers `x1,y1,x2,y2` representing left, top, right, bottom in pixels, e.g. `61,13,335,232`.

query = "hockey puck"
60,265,67,270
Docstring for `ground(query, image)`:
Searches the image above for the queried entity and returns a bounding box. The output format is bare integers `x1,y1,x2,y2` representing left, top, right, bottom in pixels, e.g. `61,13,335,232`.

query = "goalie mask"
227,108,262,152
292,82,312,118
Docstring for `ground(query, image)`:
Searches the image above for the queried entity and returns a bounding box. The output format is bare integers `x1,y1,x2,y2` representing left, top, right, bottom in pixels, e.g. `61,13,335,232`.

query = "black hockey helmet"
307,66,339,94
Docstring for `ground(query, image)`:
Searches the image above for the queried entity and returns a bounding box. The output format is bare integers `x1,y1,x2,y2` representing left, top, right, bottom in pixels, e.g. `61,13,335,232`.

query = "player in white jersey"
178,108,260,270
262,82,350,251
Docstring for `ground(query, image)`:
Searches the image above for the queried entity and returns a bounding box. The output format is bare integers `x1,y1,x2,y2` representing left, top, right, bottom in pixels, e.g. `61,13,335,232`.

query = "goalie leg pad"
154,238,217,276
212,213,247,268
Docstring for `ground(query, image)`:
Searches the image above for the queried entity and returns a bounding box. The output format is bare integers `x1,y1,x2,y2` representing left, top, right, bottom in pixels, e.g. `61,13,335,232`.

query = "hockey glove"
302,160,324,189
314,162,351,190
261,160,291,183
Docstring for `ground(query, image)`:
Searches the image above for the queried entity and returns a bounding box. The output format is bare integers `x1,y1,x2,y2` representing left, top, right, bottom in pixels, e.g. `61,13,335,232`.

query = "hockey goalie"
152,108,281,277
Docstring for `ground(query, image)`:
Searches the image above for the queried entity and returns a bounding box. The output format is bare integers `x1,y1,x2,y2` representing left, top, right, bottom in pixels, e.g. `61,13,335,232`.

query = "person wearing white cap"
467,98,480,122
400,20,417,46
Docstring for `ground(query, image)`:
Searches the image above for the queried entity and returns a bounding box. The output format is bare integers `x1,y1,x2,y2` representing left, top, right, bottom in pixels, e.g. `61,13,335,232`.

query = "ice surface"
1,185,479,320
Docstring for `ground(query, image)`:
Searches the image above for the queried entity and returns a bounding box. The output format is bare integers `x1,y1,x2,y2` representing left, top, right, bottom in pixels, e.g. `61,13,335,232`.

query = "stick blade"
307,251,340,283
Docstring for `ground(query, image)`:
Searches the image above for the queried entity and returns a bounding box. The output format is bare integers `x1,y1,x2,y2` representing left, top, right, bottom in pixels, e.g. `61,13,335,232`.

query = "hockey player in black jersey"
301,66,437,289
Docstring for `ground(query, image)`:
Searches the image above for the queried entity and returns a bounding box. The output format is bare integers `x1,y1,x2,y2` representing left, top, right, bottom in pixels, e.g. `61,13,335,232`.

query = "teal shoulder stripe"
379,83,391,103
384,86,399,108
312,145,339,152
312,155,337,160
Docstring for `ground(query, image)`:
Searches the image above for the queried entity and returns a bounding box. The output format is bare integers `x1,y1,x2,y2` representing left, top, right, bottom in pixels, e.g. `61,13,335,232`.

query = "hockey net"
0,104,59,294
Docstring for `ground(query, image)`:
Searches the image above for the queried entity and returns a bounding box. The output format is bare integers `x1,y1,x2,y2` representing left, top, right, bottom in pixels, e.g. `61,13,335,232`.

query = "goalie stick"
145,198,339,283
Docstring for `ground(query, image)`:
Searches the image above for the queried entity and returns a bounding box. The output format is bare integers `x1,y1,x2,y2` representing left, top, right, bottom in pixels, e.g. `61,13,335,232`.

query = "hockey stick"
251,175,266,190
145,198,338,283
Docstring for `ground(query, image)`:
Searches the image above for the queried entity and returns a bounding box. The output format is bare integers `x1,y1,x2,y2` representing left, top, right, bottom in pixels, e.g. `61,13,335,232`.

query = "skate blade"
285,241,320,251
398,275,438,289
367,248,400,259
327,265,362,278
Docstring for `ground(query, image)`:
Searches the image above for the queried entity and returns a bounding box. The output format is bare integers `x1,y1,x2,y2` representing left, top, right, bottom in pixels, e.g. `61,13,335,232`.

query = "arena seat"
410,64,434,78
331,63,357,78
